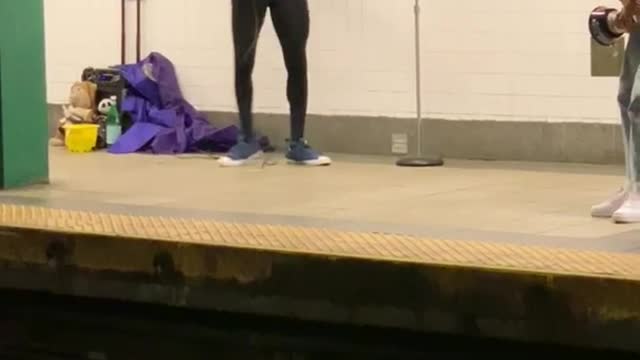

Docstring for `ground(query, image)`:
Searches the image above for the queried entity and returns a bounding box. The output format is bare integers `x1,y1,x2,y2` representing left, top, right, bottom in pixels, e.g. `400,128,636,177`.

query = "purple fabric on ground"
109,52,240,154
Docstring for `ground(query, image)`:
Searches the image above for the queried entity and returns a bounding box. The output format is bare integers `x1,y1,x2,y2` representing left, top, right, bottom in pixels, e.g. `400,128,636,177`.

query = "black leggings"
232,0,309,141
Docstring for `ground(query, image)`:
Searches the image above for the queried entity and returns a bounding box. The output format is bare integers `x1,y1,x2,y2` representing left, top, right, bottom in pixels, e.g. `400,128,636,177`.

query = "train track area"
1,290,638,360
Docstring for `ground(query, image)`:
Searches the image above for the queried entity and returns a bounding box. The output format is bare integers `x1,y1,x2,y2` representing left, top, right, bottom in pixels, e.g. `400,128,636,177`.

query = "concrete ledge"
48,105,624,164
205,111,625,164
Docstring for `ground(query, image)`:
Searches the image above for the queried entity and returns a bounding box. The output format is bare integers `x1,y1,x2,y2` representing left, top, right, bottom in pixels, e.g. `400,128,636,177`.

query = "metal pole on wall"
121,0,126,65
396,0,444,167
415,0,423,157
136,0,142,62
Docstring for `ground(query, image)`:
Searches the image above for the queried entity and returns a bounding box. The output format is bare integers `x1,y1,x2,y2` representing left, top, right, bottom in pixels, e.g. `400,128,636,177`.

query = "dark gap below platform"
0,289,637,359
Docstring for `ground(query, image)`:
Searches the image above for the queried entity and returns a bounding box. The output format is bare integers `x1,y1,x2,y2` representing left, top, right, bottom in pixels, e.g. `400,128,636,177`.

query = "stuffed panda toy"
94,97,116,149
97,97,116,115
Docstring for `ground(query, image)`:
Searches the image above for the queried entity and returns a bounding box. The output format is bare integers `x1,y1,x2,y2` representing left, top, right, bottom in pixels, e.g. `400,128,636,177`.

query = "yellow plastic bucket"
64,124,99,153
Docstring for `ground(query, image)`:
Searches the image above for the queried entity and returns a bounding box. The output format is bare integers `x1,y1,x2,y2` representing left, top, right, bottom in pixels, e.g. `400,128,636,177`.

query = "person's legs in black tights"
232,0,309,142
224,0,330,166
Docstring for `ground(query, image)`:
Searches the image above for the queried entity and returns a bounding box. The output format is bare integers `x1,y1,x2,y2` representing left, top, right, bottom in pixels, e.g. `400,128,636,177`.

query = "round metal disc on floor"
396,157,444,167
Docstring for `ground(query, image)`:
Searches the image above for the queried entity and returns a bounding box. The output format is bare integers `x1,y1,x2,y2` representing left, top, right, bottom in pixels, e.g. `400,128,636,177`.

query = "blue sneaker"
218,138,262,167
286,139,332,166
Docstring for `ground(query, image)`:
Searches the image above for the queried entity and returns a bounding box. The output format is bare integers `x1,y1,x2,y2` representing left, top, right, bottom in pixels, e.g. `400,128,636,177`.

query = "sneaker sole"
612,213,640,224
591,208,616,218
218,151,264,167
287,157,332,167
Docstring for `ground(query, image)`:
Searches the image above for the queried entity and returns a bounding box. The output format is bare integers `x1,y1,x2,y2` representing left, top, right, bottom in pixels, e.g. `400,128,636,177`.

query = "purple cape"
108,52,239,154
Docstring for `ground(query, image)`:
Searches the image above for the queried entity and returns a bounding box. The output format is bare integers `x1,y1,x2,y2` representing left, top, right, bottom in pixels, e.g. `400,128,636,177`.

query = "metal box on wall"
591,37,625,77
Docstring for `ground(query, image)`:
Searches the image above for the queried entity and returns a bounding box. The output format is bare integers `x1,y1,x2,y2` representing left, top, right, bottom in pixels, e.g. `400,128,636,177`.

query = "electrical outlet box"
391,133,409,155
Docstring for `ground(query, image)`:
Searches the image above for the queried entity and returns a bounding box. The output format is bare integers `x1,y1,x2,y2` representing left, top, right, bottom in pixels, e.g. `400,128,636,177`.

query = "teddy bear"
50,81,98,146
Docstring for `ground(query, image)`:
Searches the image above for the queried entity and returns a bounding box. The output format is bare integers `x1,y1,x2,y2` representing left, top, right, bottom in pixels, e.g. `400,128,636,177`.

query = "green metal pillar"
0,0,49,189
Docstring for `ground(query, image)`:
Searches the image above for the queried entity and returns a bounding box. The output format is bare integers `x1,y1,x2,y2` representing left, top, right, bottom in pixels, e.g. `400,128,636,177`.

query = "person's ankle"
624,182,640,193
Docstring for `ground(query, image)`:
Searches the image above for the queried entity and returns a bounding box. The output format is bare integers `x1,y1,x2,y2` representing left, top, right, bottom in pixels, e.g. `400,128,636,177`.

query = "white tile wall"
44,0,121,103
45,0,624,124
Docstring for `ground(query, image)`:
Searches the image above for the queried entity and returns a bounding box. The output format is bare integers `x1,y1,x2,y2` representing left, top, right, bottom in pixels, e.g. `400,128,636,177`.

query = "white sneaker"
612,193,640,223
591,188,628,218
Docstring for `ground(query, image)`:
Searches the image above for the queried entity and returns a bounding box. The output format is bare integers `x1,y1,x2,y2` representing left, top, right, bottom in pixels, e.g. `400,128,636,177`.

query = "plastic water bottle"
105,96,122,146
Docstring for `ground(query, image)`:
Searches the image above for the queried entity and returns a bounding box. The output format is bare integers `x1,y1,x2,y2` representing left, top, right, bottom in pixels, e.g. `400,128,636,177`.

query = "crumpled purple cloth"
108,52,239,154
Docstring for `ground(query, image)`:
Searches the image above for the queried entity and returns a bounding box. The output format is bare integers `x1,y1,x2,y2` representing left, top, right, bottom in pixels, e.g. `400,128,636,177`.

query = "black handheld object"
589,6,625,46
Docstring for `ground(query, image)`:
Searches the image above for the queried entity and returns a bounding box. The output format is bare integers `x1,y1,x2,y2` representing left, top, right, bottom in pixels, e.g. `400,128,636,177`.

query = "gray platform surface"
2,147,638,253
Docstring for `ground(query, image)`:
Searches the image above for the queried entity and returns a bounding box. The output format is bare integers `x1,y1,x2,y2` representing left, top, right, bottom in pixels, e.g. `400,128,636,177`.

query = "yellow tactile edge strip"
0,204,637,279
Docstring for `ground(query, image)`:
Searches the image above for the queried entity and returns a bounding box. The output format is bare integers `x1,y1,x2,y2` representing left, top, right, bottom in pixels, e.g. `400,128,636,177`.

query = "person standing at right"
219,0,331,167
592,0,640,222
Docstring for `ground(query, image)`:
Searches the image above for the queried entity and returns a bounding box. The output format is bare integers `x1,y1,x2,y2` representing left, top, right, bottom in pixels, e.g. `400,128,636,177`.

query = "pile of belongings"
65,52,270,155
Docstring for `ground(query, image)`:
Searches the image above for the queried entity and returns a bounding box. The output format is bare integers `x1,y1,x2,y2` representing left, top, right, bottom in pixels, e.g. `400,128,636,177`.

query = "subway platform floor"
2,148,640,352
2,147,639,254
